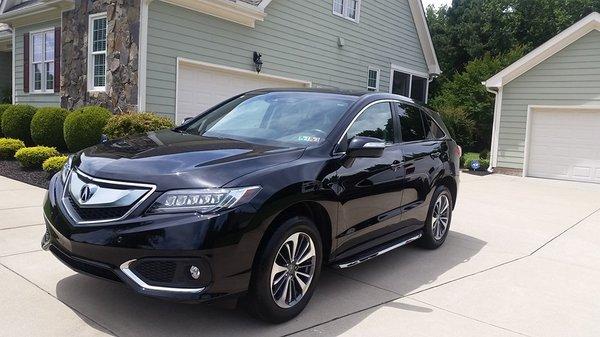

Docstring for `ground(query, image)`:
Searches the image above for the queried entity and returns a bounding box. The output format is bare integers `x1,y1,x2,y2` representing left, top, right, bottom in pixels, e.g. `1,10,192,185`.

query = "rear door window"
422,110,446,139
397,103,426,142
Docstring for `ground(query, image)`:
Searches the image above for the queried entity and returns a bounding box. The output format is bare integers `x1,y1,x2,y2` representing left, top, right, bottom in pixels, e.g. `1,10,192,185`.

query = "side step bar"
334,232,423,269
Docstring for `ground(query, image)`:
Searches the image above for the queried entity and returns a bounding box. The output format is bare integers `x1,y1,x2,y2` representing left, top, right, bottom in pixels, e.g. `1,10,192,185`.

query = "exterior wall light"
253,52,263,74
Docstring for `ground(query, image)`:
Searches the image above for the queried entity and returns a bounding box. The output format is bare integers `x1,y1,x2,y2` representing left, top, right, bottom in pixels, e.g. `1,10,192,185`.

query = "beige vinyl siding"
146,0,428,117
497,29,600,169
14,20,61,107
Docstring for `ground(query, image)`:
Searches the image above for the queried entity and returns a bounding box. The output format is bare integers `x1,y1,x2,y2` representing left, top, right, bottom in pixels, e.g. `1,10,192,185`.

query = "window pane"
347,102,394,143
391,71,410,96
423,112,445,139
346,0,358,18
46,62,54,90
333,0,343,14
367,69,378,90
398,104,425,142
410,76,427,102
93,54,106,87
34,64,42,91
45,31,54,61
93,17,107,52
32,34,43,62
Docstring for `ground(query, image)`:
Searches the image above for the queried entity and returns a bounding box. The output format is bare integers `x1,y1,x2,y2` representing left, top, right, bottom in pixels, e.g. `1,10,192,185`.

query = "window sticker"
298,136,321,143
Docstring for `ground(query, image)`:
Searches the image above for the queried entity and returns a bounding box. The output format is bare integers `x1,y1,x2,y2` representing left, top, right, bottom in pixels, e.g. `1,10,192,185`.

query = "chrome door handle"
391,160,403,171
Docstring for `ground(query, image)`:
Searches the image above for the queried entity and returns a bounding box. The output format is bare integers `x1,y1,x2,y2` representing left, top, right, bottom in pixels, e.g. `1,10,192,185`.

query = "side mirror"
346,136,386,158
180,117,194,126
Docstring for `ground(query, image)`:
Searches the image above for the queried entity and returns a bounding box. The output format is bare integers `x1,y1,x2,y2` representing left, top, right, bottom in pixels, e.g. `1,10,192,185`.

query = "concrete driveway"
1,173,600,337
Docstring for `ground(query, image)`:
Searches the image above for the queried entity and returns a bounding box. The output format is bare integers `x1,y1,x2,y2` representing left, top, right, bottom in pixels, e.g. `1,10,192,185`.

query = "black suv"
42,89,460,323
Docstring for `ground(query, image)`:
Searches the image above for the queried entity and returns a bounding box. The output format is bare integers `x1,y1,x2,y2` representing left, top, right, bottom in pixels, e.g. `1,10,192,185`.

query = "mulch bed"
0,160,50,189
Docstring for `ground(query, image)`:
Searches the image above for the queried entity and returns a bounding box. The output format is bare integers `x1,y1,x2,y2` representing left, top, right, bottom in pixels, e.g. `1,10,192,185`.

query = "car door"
396,103,446,232
333,101,406,257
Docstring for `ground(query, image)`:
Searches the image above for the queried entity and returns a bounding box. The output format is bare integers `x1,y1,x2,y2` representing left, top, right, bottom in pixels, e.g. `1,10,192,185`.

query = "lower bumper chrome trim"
119,260,206,294
335,232,423,269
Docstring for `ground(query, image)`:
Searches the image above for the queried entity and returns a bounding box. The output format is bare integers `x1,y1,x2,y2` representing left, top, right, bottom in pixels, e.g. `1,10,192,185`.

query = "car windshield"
181,92,357,147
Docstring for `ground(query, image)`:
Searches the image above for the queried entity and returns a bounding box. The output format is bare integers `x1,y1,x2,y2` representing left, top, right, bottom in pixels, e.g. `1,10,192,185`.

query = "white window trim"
332,0,361,23
87,12,107,92
389,64,430,103
367,67,380,91
29,28,55,94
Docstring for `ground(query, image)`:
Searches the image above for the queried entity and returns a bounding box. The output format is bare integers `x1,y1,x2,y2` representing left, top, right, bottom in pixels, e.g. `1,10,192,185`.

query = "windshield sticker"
298,136,321,143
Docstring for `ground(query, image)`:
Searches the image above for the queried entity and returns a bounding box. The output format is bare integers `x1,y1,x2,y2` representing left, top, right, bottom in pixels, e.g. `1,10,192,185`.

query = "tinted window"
423,111,445,139
398,104,425,142
347,102,395,143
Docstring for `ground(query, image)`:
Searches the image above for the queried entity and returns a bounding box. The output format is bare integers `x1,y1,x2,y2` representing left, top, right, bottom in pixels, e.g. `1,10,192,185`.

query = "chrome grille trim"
61,168,157,225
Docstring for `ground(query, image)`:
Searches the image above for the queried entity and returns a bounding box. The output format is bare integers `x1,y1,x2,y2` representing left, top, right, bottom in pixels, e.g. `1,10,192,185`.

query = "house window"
31,30,54,93
367,68,380,91
390,67,429,102
333,0,361,22
88,13,107,91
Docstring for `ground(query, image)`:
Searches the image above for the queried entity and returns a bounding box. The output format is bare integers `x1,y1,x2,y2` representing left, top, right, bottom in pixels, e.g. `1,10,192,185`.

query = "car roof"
246,88,419,104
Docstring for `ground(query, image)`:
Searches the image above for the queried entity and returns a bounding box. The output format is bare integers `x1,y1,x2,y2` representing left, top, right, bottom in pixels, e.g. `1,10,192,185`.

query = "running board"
334,232,423,269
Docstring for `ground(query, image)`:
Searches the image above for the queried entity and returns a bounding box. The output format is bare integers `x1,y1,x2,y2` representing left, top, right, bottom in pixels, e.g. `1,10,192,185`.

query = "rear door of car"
395,103,446,232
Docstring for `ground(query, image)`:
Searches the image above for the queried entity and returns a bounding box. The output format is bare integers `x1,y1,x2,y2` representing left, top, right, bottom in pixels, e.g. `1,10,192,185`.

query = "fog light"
190,265,201,280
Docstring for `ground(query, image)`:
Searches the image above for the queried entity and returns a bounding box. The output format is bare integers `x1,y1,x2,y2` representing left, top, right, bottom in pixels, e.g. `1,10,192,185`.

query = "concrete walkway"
1,173,599,337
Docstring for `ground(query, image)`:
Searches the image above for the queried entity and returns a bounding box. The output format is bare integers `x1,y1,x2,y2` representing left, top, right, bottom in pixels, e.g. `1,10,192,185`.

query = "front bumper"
42,174,262,302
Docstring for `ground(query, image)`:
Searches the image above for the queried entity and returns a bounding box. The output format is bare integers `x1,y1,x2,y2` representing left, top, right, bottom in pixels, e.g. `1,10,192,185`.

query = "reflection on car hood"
76,130,305,189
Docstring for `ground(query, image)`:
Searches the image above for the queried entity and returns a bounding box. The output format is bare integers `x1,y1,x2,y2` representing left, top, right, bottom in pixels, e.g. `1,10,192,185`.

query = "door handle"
391,160,403,171
430,151,441,159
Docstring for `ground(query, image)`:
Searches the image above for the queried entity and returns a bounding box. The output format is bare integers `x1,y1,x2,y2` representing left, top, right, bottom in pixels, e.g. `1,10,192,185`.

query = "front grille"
133,260,177,283
67,194,131,221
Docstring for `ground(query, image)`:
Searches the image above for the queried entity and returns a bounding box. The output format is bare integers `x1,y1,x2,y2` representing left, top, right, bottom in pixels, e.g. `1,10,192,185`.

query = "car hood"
75,130,305,190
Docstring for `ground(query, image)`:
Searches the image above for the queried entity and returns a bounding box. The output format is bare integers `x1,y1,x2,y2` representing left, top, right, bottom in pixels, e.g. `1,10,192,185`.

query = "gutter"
485,84,500,173
0,0,73,22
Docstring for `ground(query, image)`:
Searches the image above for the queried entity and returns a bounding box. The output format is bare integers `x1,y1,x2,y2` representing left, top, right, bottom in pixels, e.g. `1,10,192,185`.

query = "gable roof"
408,0,440,75
485,12,600,88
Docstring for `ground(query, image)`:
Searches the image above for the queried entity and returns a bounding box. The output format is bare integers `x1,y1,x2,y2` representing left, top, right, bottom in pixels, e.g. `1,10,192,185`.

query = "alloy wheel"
270,232,316,309
432,194,450,240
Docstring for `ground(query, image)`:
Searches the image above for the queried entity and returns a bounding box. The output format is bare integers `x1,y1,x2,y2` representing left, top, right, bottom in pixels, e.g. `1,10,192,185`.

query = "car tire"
245,216,323,323
418,185,453,250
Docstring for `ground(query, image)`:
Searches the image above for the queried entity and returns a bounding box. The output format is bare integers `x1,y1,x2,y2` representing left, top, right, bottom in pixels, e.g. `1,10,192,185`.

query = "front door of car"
395,103,445,232
333,102,406,257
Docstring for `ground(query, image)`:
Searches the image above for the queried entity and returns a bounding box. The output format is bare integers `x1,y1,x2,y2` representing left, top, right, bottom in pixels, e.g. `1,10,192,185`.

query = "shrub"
14,146,60,169
437,106,475,150
462,152,490,170
0,104,12,137
64,106,112,152
1,104,37,144
103,112,175,139
31,107,69,149
42,155,68,173
479,149,489,160
0,138,26,159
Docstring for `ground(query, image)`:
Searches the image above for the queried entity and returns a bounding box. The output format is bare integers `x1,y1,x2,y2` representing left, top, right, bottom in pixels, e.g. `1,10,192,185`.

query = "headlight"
147,186,262,214
61,155,73,183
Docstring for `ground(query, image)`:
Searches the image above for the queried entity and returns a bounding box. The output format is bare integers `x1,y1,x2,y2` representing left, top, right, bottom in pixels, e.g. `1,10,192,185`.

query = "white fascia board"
160,0,266,28
408,0,441,76
485,12,600,88
0,0,73,26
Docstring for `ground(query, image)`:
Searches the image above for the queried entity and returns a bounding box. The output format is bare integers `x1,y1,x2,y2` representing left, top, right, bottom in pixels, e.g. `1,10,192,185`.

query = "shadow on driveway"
55,231,486,337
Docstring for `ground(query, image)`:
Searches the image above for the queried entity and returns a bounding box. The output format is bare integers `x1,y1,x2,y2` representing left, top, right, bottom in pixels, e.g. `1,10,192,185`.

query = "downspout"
10,24,15,104
485,85,501,173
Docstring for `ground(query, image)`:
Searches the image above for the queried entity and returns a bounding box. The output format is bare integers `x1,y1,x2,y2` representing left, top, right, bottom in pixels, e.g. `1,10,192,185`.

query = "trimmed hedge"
31,107,69,149
1,104,37,144
103,112,175,139
64,106,112,152
14,146,60,169
0,104,12,137
0,138,26,159
42,155,68,173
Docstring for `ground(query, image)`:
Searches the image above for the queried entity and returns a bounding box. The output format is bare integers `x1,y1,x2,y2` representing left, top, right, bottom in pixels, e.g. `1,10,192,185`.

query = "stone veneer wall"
61,0,140,112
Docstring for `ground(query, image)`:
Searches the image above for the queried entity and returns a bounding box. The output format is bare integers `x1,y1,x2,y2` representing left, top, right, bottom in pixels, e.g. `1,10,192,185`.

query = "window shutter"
54,27,61,93
23,33,29,93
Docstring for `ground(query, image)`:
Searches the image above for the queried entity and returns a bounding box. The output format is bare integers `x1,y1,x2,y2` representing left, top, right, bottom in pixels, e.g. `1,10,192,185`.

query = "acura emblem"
79,184,98,203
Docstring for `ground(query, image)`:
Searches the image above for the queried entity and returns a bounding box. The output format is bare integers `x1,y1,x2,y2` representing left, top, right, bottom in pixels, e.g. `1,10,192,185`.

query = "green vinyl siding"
497,30,600,169
14,20,61,107
146,0,428,117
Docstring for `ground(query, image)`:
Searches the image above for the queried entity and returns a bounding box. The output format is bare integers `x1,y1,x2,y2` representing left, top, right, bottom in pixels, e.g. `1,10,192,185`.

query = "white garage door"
527,108,600,183
176,61,309,124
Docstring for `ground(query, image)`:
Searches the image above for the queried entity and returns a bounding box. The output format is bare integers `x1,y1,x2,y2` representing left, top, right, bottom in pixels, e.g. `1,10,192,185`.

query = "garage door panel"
528,108,600,183
176,62,308,124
